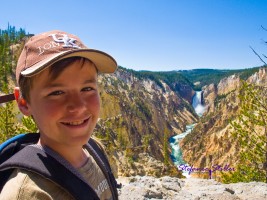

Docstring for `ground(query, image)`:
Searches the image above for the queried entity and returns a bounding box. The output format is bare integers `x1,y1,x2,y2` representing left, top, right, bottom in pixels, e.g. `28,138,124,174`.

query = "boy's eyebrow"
44,79,97,88
84,79,97,84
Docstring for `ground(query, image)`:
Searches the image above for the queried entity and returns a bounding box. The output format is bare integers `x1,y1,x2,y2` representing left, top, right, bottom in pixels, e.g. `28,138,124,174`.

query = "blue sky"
1,0,267,71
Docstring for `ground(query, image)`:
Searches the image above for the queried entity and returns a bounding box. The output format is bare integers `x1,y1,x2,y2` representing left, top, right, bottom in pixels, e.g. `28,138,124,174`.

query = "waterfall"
192,91,206,116
169,90,205,177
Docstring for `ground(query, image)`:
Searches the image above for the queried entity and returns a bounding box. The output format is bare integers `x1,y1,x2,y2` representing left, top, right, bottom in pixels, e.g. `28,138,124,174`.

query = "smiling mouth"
62,119,89,126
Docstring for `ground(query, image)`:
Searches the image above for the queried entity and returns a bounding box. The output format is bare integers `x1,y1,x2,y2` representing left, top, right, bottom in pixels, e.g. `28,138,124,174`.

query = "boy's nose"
66,94,87,113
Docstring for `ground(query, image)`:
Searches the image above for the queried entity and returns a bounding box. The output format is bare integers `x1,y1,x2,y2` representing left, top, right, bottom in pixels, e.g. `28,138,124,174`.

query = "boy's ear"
14,87,31,116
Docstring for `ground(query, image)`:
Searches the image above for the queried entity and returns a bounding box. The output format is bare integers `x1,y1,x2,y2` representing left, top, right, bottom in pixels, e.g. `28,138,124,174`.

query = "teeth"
65,120,84,126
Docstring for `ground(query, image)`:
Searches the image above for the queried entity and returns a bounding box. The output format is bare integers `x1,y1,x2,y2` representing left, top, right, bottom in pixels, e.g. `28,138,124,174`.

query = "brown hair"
19,57,94,102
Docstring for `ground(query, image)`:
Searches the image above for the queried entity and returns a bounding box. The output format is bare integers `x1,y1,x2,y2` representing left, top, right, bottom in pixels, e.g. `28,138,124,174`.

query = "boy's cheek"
91,95,101,111
29,101,59,117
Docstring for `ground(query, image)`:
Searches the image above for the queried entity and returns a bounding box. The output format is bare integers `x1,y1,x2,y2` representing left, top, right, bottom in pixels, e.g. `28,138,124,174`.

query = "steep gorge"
94,68,198,177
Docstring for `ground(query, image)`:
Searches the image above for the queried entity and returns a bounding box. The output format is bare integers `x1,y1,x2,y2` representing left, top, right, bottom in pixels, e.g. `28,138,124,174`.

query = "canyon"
96,66,266,181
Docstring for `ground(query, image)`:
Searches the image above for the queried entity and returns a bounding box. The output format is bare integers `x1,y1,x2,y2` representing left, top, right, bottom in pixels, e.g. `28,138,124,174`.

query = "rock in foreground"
117,176,267,200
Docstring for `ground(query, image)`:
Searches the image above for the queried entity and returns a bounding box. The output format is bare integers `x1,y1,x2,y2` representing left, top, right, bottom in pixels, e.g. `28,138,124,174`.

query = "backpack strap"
0,145,99,200
0,133,40,191
0,133,39,163
88,139,119,199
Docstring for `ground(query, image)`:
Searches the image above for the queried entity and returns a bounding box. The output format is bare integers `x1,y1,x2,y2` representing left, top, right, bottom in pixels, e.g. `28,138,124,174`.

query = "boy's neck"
37,139,88,168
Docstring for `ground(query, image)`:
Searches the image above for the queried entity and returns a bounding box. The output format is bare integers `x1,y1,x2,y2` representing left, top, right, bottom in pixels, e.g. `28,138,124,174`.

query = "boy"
0,30,118,199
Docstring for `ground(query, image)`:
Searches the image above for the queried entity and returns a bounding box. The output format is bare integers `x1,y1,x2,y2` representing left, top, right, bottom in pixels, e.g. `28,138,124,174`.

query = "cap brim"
21,49,117,77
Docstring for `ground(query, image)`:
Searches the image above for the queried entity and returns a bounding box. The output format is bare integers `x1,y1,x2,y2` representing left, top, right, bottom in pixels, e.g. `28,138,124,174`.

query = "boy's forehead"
31,61,98,86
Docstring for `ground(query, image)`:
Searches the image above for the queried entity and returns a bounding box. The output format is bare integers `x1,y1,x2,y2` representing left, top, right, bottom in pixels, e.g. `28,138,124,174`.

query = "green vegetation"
18,116,38,133
221,81,267,183
0,25,36,143
0,24,26,85
0,100,18,142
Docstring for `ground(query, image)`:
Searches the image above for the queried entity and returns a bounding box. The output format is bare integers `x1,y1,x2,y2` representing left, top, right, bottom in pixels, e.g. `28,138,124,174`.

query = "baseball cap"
16,30,117,83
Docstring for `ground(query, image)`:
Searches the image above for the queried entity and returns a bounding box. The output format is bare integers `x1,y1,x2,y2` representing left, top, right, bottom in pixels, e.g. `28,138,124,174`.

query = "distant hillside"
120,67,195,104
121,67,263,91
178,68,262,90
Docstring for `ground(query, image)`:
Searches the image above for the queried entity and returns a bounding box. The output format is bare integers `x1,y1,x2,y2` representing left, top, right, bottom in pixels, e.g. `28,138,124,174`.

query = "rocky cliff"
117,176,267,200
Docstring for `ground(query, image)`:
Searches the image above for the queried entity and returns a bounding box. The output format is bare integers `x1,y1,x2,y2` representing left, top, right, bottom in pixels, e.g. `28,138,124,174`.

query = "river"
169,91,205,177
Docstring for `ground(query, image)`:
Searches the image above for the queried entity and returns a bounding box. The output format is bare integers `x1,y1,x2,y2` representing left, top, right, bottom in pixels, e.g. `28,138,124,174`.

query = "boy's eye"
82,87,93,92
49,91,64,96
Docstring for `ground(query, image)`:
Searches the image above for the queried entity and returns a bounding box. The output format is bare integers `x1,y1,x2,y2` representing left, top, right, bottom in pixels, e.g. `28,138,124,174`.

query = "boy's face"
24,59,100,149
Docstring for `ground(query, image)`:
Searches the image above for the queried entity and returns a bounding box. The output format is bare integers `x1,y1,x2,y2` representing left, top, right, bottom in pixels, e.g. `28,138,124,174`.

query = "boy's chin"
70,133,92,146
